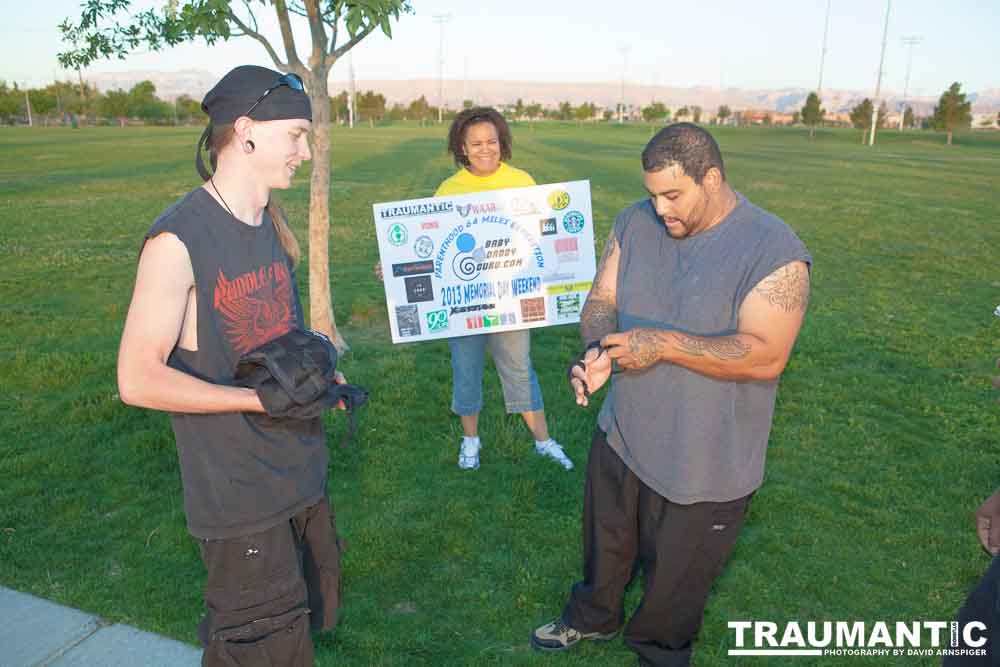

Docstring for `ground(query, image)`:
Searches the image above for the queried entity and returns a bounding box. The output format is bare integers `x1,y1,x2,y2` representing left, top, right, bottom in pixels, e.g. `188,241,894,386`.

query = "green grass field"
1,122,998,666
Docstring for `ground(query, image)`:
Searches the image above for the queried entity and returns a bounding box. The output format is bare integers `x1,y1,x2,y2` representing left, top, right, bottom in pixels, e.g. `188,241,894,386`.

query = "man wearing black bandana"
117,65,345,666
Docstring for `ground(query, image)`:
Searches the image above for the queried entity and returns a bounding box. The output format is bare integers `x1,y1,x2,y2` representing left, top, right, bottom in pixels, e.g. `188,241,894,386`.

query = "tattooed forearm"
580,294,617,344
580,232,621,344
597,233,619,268
672,334,752,360
752,262,810,313
627,329,663,367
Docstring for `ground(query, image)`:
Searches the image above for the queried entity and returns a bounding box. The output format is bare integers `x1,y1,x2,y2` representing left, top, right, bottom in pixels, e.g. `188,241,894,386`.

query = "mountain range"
86,69,1000,116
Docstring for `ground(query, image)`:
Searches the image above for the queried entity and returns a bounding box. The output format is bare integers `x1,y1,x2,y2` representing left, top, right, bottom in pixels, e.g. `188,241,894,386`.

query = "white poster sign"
373,180,596,344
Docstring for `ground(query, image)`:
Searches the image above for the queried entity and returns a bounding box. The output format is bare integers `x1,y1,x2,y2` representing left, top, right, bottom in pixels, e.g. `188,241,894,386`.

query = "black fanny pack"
234,329,369,447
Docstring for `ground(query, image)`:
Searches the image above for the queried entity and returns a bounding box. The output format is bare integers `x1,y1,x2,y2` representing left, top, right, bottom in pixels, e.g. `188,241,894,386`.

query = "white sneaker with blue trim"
458,437,481,470
535,439,573,470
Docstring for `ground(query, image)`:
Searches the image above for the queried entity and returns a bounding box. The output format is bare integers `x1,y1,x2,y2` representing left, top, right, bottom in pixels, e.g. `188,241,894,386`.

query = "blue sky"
3,0,997,96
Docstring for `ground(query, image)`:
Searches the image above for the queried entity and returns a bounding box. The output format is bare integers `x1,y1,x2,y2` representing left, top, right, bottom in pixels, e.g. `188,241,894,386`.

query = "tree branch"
303,0,328,70
326,4,342,57
287,2,309,19
225,9,287,71
332,21,377,59
242,0,258,33
272,1,305,71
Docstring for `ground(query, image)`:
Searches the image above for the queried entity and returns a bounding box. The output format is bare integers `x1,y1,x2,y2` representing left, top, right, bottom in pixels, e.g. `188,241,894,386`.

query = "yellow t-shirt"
434,162,536,197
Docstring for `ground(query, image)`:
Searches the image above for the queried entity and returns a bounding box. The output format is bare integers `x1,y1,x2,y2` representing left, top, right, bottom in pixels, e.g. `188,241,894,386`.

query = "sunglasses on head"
245,73,305,118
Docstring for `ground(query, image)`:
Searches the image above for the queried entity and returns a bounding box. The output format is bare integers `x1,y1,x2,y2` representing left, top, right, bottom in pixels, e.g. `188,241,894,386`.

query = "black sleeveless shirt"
145,187,327,539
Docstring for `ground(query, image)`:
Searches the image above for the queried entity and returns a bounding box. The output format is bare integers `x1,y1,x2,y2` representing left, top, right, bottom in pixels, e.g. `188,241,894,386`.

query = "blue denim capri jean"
448,329,544,416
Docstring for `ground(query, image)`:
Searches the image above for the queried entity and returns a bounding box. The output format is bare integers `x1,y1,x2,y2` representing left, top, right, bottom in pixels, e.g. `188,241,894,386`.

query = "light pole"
433,14,450,123
868,0,891,146
898,36,922,129
463,56,468,107
617,46,629,123
817,0,831,101
348,52,356,129
22,81,32,127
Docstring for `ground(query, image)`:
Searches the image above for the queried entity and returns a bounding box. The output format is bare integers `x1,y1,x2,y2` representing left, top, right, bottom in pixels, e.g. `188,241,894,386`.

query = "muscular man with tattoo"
531,123,812,667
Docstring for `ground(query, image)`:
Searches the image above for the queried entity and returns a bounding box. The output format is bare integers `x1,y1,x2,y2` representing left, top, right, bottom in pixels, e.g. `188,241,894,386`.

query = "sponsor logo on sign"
437,223,543,279
540,217,557,236
404,275,434,303
547,281,592,295
457,202,499,218
554,237,579,264
556,293,582,319
511,198,542,216
452,232,483,282
450,303,496,315
380,201,453,219
421,221,440,230
543,272,576,283
466,313,516,329
391,260,434,277
426,309,449,332
548,190,570,211
395,305,421,337
388,223,408,246
520,297,546,322
563,210,585,234
413,235,435,259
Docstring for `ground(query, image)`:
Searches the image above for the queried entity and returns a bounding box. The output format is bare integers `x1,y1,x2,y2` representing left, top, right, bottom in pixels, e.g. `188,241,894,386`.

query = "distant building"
825,112,853,127
735,110,796,126
973,112,999,129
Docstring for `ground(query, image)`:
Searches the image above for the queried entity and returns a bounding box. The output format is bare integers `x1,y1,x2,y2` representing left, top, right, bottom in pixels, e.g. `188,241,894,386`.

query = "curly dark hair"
641,122,726,184
446,107,513,168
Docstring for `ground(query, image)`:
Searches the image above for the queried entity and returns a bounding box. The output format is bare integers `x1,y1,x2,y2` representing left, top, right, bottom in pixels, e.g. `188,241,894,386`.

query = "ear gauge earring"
244,140,255,153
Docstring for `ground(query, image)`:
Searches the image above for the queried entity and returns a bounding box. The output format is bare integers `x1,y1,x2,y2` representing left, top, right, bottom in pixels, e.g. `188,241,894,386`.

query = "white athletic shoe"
458,437,481,470
535,439,573,470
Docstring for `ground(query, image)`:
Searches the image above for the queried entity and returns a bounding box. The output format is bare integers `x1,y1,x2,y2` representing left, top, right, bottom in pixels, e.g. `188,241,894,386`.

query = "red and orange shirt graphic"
212,260,295,355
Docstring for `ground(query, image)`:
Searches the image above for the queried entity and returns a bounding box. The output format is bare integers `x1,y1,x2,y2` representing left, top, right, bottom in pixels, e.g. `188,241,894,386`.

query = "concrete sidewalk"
1,586,200,666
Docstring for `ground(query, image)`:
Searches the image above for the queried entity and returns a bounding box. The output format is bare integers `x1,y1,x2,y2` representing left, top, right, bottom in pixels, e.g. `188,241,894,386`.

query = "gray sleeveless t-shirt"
145,188,327,539
597,193,811,504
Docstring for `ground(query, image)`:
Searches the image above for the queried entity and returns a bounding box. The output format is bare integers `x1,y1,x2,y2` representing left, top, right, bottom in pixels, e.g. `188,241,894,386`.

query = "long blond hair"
203,123,302,265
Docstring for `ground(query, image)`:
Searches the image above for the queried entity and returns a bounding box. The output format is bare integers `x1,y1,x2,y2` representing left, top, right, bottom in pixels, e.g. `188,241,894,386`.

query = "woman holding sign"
376,108,571,470
438,107,571,472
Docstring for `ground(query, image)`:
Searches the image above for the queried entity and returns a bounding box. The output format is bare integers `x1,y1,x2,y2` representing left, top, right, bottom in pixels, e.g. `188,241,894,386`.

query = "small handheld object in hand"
568,340,612,398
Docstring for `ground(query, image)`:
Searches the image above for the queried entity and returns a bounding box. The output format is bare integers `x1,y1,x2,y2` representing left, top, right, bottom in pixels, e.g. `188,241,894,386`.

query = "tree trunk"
947,130,953,146
306,69,348,352
809,125,815,140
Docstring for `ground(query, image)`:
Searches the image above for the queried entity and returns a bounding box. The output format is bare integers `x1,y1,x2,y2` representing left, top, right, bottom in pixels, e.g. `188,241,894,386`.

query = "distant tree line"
328,93,606,125
3,78,984,146
791,81,978,145
0,79,204,127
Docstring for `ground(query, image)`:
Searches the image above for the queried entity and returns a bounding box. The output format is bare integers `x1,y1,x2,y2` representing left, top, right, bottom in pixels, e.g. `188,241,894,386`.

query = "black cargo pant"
197,497,342,667
562,430,752,667
942,553,1000,666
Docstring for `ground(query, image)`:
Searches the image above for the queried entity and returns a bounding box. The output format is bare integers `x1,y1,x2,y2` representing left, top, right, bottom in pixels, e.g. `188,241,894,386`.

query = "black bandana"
196,65,312,180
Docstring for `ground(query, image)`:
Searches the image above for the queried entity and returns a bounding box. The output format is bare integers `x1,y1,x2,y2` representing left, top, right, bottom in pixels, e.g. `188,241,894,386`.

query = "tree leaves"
931,82,973,134
57,1,410,68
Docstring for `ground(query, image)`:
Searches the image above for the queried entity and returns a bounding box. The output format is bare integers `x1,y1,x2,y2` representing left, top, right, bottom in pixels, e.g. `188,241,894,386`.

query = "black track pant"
197,497,342,667
943,553,1000,666
562,429,751,667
